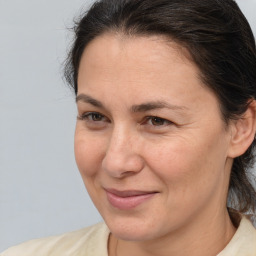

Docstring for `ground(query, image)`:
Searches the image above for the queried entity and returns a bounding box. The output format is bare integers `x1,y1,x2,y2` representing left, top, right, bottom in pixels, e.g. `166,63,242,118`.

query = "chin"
103,215,165,241
110,226,155,241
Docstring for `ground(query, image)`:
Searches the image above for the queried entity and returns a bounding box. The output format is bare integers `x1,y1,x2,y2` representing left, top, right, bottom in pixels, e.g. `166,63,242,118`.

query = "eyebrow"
76,93,187,112
131,101,187,112
76,94,104,108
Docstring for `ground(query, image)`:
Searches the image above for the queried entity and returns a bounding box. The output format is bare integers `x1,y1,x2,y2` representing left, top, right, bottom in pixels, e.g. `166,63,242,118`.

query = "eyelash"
143,116,172,127
77,112,173,127
77,112,109,122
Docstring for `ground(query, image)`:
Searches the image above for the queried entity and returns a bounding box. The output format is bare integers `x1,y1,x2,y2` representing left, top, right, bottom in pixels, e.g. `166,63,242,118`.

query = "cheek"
74,130,105,178
146,133,228,192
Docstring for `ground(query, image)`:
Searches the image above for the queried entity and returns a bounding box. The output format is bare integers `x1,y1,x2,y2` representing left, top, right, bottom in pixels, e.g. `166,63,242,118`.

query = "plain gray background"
1,0,256,252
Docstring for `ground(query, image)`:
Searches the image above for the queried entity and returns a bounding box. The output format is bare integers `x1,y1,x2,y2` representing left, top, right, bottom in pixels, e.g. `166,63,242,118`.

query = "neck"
110,208,236,256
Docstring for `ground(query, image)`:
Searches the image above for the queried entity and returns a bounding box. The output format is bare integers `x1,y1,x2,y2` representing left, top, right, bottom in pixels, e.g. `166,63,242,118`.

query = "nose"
102,126,144,178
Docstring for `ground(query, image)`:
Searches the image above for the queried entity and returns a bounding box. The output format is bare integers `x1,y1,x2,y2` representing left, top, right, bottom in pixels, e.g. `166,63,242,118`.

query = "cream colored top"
1,217,256,256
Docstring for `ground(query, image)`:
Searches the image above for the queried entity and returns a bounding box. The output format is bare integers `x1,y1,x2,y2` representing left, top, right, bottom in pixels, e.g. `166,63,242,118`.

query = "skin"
74,33,251,256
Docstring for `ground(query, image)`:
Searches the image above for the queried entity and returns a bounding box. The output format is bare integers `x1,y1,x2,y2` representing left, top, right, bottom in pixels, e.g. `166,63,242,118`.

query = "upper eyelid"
81,112,104,117
77,107,108,116
144,116,172,125
78,112,110,122
144,116,172,122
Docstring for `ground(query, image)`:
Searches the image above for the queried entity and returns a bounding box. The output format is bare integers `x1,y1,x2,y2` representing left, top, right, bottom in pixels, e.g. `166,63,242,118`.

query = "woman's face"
75,34,233,241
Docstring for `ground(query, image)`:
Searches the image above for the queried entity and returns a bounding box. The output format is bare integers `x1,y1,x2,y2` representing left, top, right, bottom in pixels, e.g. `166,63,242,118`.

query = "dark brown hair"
64,0,256,214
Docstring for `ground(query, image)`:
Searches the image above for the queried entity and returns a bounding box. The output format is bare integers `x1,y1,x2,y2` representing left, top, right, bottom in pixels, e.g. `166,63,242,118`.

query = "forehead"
79,33,192,73
78,33,201,89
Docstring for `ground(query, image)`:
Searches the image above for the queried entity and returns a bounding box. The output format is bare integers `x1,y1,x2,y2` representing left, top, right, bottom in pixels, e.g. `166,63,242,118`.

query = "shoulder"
218,216,256,256
0,222,110,256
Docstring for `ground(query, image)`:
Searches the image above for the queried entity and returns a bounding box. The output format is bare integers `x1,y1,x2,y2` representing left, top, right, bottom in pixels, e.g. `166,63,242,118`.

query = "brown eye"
91,113,104,121
78,112,108,122
150,117,166,126
146,116,172,126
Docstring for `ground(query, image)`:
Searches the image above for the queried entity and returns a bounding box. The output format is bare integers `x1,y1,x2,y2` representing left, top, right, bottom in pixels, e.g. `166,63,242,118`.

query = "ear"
228,100,256,158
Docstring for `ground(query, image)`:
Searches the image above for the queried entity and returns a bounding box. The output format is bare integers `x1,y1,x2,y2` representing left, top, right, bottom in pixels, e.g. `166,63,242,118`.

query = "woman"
1,0,256,255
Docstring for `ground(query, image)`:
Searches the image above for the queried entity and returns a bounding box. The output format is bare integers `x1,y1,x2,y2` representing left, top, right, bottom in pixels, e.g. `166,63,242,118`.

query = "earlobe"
228,100,256,158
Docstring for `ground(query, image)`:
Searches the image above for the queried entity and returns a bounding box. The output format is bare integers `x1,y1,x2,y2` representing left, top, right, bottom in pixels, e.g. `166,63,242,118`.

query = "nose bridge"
102,123,144,177
109,124,132,153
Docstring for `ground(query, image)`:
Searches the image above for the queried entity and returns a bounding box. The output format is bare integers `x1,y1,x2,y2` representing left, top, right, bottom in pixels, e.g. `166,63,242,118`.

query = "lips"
105,188,158,210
